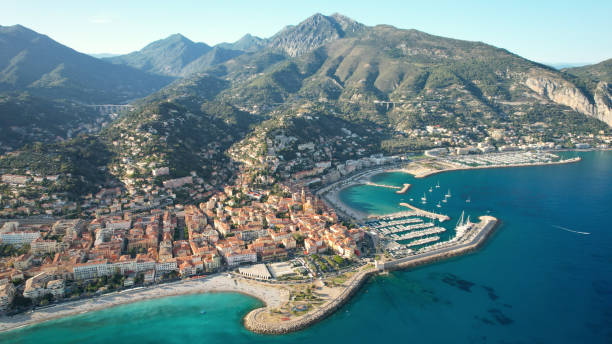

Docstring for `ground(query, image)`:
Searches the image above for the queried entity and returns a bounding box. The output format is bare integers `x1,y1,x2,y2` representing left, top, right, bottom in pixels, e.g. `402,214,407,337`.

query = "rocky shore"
244,267,376,334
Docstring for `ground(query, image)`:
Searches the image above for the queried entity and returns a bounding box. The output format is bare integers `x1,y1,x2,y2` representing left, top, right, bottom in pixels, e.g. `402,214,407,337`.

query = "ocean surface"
3,151,611,344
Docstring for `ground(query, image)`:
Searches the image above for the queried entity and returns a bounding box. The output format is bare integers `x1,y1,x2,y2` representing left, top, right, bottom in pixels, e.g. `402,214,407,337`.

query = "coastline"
1,216,500,337
395,157,582,179
0,274,288,334
2,152,540,336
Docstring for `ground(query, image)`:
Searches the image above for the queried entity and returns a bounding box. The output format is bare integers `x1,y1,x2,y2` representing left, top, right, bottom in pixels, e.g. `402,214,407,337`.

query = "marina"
366,208,455,258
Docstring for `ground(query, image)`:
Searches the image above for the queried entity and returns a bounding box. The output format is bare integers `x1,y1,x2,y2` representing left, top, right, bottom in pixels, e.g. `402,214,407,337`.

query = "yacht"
455,211,473,238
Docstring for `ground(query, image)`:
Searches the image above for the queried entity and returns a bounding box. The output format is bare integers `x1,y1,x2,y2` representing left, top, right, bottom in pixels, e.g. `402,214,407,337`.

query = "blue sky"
2,0,611,64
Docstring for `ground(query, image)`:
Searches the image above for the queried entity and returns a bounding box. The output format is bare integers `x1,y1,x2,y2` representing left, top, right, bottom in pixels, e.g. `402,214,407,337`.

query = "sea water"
2,151,611,343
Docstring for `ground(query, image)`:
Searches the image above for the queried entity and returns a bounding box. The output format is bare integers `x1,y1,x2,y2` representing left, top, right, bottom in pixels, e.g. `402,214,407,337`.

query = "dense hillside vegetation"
0,93,104,153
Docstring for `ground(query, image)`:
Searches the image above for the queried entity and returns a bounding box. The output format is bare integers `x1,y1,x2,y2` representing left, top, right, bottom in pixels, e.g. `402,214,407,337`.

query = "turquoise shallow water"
2,151,611,343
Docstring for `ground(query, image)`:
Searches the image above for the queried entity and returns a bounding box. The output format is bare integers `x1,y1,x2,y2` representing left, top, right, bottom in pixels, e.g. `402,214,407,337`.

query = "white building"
45,279,65,299
225,249,257,267
155,259,178,272
0,230,41,245
0,283,16,311
152,167,170,176
163,176,193,189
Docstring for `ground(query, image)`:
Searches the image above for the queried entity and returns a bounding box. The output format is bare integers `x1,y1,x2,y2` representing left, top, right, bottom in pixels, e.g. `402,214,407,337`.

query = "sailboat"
421,193,427,204
466,196,471,203
429,187,433,193
455,211,473,237
445,189,452,198
436,202,441,208
442,198,447,203
435,181,440,188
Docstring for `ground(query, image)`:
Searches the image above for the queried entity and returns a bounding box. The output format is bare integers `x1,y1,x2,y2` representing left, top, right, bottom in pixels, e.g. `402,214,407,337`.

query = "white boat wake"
552,225,590,235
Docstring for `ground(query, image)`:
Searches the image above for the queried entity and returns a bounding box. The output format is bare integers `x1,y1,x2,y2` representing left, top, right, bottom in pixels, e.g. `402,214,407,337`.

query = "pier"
398,202,450,222
363,182,401,190
395,183,411,194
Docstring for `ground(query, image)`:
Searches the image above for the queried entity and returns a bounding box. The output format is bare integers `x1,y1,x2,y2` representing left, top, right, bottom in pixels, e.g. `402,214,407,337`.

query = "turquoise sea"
3,151,611,344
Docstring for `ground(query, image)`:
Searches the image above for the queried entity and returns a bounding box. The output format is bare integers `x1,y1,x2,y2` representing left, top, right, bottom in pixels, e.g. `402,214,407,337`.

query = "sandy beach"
0,274,288,333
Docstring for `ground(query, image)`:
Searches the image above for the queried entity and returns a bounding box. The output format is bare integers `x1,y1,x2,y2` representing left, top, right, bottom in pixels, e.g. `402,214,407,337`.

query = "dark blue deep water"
2,151,611,343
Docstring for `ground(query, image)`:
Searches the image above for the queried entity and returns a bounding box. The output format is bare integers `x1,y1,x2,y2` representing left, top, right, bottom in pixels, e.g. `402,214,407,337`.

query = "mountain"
0,25,173,104
108,13,366,77
206,22,611,127
267,13,365,57
105,34,212,76
179,47,244,77
561,59,612,127
216,34,266,52
100,14,612,184
563,59,612,86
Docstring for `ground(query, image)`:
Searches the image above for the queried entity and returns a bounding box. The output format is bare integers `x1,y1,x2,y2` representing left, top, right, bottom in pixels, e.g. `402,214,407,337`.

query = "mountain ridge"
105,33,212,76
0,24,173,104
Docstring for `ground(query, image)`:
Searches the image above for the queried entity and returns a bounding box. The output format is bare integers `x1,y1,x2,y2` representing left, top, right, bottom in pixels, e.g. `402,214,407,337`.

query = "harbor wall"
243,268,376,334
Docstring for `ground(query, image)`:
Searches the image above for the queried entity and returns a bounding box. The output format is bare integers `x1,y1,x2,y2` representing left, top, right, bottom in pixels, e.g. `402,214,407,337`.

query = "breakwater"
244,268,376,334
364,182,401,189
398,202,451,222
395,183,411,194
